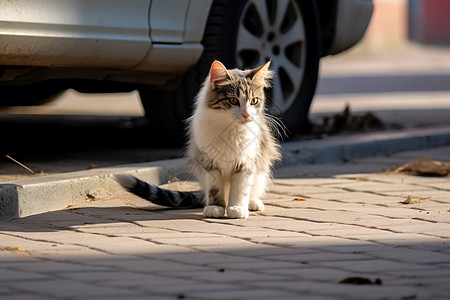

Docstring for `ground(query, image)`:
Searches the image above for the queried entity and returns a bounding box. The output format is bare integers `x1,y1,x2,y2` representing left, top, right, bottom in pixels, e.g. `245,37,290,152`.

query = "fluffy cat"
116,60,281,218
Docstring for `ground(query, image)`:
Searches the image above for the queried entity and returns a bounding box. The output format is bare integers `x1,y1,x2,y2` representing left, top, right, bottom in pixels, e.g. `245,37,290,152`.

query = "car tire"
213,0,321,136
139,0,321,144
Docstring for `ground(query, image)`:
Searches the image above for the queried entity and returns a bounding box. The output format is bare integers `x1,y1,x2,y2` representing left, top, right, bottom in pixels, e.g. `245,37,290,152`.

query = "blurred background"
312,0,450,132
1,0,449,178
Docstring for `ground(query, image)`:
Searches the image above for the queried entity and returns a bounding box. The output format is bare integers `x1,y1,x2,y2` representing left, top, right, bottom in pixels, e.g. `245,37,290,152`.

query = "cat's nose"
242,113,250,120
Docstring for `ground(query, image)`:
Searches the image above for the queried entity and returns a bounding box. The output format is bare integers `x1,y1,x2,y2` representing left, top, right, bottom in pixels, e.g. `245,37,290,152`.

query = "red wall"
410,0,450,45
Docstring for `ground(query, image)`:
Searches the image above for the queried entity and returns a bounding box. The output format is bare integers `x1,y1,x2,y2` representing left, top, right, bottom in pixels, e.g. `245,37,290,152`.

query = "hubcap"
236,0,306,115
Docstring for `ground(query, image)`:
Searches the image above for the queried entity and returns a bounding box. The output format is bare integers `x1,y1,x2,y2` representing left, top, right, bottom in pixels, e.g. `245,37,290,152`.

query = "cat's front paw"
227,206,249,219
248,199,264,211
203,205,225,218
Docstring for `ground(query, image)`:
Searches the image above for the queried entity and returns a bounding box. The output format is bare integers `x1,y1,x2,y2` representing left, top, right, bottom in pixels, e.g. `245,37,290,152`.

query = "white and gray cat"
116,60,281,218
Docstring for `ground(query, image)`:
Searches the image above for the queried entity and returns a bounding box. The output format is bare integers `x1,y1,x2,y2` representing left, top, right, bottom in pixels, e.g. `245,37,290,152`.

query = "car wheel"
235,0,321,135
198,0,321,136
139,0,321,144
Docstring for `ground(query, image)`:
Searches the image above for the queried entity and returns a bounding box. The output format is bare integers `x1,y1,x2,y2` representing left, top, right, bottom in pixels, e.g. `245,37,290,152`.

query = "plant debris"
339,276,382,285
2,155,46,176
311,105,384,136
389,157,450,177
86,189,112,200
400,196,430,205
4,155,35,174
168,177,180,183
0,246,25,252
293,197,307,201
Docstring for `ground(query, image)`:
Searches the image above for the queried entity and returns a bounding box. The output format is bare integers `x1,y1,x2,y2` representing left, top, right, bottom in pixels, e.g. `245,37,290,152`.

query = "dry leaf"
400,195,430,204
0,246,25,252
168,177,180,183
293,197,307,201
389,157,450,177
339,276,382,285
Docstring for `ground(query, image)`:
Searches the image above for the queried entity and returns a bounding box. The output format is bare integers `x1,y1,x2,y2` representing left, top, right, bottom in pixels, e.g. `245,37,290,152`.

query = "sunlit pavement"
1,146,449,300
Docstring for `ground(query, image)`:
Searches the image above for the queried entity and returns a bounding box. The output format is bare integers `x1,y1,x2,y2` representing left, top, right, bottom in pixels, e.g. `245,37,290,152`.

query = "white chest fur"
192,109,259,174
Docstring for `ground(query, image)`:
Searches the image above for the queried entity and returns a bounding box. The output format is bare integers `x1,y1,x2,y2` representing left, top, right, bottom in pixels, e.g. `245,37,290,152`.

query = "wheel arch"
315,0,339,57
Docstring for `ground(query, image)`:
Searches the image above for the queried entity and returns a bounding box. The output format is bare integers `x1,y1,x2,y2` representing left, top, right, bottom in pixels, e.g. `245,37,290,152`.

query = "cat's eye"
251,98,259,105
229,97,239,105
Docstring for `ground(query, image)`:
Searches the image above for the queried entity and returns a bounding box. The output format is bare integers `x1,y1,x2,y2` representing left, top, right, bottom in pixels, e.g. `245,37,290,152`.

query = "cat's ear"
251,61,273,88
210,61,231,89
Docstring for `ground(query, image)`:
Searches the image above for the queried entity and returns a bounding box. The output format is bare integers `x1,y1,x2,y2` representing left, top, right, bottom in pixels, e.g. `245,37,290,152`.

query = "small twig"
4,155,35,175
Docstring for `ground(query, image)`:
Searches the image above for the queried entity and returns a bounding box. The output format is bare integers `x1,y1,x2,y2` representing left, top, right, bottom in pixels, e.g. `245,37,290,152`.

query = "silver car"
0,0,373,140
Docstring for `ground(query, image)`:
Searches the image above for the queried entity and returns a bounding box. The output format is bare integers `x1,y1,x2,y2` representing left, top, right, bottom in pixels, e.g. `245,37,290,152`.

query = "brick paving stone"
79,227,177,238
327,181,430,193
364,248,450,264
320,258,440,275
263,251,372,263
89,256,207,273
12,210,114,229
311,242,397,254
188,268,289,284
272,207,389,224
347,230,440,244
0,268,55,282
132,218,208,231
206,258,305,272
4,278,149,299
270,184,346,196
311,191,407,205
273,178,355,186
55,269,160,285
268,197,444,222
0,294,55,300
275,162,388,179
153,250,254,266
246,279,434,300
382,190,450,205
188,288,301,300
152,235,253,248
259,266,358,281
1,146,449,299
139,282,241,298
192,243,307,258
5,260,113,275
421,181,450,191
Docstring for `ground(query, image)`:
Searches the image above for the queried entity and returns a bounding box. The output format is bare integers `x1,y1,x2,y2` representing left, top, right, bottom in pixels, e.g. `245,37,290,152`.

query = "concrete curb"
0,159,189,221
282,126,450,165
1,126,450,221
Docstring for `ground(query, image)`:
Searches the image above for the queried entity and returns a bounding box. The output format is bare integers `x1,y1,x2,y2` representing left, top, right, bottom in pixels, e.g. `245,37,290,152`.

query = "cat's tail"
114,174,203,209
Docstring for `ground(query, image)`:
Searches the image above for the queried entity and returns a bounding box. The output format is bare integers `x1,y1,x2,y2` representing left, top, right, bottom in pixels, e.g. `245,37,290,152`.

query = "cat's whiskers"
261,113,289,140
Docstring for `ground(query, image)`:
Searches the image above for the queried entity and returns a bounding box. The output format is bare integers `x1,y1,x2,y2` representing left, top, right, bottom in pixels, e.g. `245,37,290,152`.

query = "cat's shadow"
3,206,204,233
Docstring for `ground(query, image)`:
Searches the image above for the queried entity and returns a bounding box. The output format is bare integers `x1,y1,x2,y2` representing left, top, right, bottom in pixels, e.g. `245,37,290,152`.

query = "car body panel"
149,0,190,43
0,0,371,85
0,0,151,68
183,0,213,43
329,0,374,54
0,0,213,83
135,0,212,73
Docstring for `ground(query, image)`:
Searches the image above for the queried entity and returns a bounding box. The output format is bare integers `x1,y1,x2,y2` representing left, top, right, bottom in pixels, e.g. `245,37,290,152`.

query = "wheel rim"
236,0,306,116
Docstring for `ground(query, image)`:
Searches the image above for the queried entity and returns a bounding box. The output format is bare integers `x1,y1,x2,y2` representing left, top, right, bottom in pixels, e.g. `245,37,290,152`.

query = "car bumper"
329,0,374,55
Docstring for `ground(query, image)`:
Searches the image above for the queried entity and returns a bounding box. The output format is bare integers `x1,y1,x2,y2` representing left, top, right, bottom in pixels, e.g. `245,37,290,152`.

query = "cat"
115,60,281,218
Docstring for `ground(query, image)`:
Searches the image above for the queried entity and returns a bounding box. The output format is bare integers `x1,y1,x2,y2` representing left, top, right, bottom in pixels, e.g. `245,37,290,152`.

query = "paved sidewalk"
1,146,449,300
